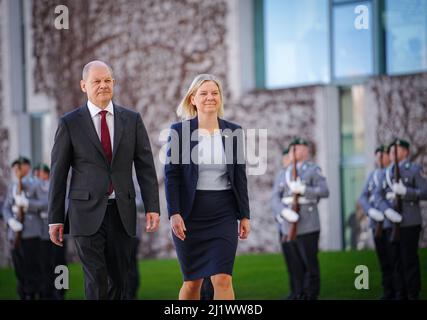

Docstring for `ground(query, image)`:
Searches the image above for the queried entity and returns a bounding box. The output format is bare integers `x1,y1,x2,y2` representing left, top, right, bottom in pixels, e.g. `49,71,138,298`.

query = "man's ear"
80,80,86,93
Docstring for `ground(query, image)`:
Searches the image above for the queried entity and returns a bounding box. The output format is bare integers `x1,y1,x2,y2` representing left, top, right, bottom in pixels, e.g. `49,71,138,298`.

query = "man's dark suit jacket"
48,103,160,236
164,117,250,221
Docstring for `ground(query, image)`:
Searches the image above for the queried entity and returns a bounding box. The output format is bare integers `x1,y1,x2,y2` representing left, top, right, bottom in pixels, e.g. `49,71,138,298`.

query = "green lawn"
0,250,426,299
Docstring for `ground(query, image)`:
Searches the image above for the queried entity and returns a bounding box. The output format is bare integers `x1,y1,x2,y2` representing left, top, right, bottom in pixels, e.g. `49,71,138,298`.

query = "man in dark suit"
48,60,160,300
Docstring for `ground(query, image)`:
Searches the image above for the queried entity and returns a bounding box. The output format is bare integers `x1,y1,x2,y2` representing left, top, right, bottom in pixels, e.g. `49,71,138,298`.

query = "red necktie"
99,111,113,195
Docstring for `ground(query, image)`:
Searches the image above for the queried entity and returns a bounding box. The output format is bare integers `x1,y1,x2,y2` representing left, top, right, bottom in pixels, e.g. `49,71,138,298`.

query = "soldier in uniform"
34,164,67,300
271,147,301,299
278,138,329,300
2,156,43,299
358,145,399,299
374,138,427,300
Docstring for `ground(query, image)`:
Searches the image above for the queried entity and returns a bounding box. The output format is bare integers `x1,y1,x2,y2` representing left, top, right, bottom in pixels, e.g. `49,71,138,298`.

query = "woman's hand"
171,213,187,241
239,218,250,240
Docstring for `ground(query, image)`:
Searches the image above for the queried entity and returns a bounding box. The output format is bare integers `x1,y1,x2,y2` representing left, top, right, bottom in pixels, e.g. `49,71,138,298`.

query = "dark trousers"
124,237,140,300
11,237,42,300
39,239,67,300
74,202,133,300
279,233,303,299
394,225,421,300
374,228,403,299
294,231,320,300
200,277,214,300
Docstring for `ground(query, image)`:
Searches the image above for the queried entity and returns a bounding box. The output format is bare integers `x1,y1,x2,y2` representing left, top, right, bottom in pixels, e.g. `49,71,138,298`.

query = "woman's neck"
197,113,219,134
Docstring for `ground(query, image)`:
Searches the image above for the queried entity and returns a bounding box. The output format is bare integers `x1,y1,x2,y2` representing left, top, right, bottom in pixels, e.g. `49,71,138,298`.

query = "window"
333,1,374,79
385,0,427,75
261,0,329,88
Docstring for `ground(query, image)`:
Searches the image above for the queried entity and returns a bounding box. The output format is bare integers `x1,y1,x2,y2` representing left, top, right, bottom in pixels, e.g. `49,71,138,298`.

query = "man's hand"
386,192,396,201
170,213,186,241
392,181,407,196
7,218,23,232
280,208,299,223
49,224,64,247
385,208,402,223
239,218,251,240
145,212,160,232
288,179,306,195
368,208,384,222
14,194,29,210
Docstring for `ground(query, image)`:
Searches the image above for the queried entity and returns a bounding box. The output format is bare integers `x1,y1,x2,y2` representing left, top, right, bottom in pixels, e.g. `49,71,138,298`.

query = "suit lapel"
218,118,234,175
189,117,199,174
111,104,124,165
78,105,109,166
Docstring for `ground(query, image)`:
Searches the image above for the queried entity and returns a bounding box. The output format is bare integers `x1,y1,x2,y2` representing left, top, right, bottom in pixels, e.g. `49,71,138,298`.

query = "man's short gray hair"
82,60,114,80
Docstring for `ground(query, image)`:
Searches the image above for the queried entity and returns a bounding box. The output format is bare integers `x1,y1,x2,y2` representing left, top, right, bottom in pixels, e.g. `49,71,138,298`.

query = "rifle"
390,146,401,243
374,152,383,239
287,146,300,242
13,164,25,249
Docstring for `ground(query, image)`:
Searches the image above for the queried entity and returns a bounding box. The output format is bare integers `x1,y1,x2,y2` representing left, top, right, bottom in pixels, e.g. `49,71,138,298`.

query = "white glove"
392,181,407,196
280,208,299,223
288,179,306,195
12,205,19,214
386,192,396,201
7,218,23,232
368,208,384,222
14,194,29,209
40,211,48,219
384,208,402,223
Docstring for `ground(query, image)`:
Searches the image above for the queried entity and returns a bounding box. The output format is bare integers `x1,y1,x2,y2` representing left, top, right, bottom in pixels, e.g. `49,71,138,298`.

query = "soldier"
358,145,399,299
374,138,427,300
271,147,301,299
34,164,67,300
32,163,41,180
1,156,43,299
279,138,329,300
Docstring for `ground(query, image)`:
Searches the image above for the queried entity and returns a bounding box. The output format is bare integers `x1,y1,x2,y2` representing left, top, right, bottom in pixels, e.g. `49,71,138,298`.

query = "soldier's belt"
281,197,316,205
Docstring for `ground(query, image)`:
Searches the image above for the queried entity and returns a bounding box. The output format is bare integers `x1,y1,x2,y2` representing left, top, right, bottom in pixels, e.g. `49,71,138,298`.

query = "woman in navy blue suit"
165,74,251,300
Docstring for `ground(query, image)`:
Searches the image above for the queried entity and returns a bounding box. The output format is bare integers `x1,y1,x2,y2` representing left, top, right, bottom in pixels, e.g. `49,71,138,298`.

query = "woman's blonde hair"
176,74,224,119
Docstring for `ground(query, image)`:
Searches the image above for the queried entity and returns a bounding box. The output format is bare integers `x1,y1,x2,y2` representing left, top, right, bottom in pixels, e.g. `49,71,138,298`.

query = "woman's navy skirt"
173,190,239,281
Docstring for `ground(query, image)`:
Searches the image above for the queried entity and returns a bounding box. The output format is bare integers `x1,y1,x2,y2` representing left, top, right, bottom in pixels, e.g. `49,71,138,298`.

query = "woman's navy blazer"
164,116,250,220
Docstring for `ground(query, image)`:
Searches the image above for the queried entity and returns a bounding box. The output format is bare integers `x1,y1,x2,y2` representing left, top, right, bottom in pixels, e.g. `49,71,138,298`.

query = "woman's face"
191,81,221,116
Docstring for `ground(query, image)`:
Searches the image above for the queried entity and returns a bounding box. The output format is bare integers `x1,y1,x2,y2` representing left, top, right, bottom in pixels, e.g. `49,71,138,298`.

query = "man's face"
389,146,409,163
39,170,49,181
282,154,291,168
80,64,115,108
375,151,390,168
291,145,309,162
13,164,31,178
